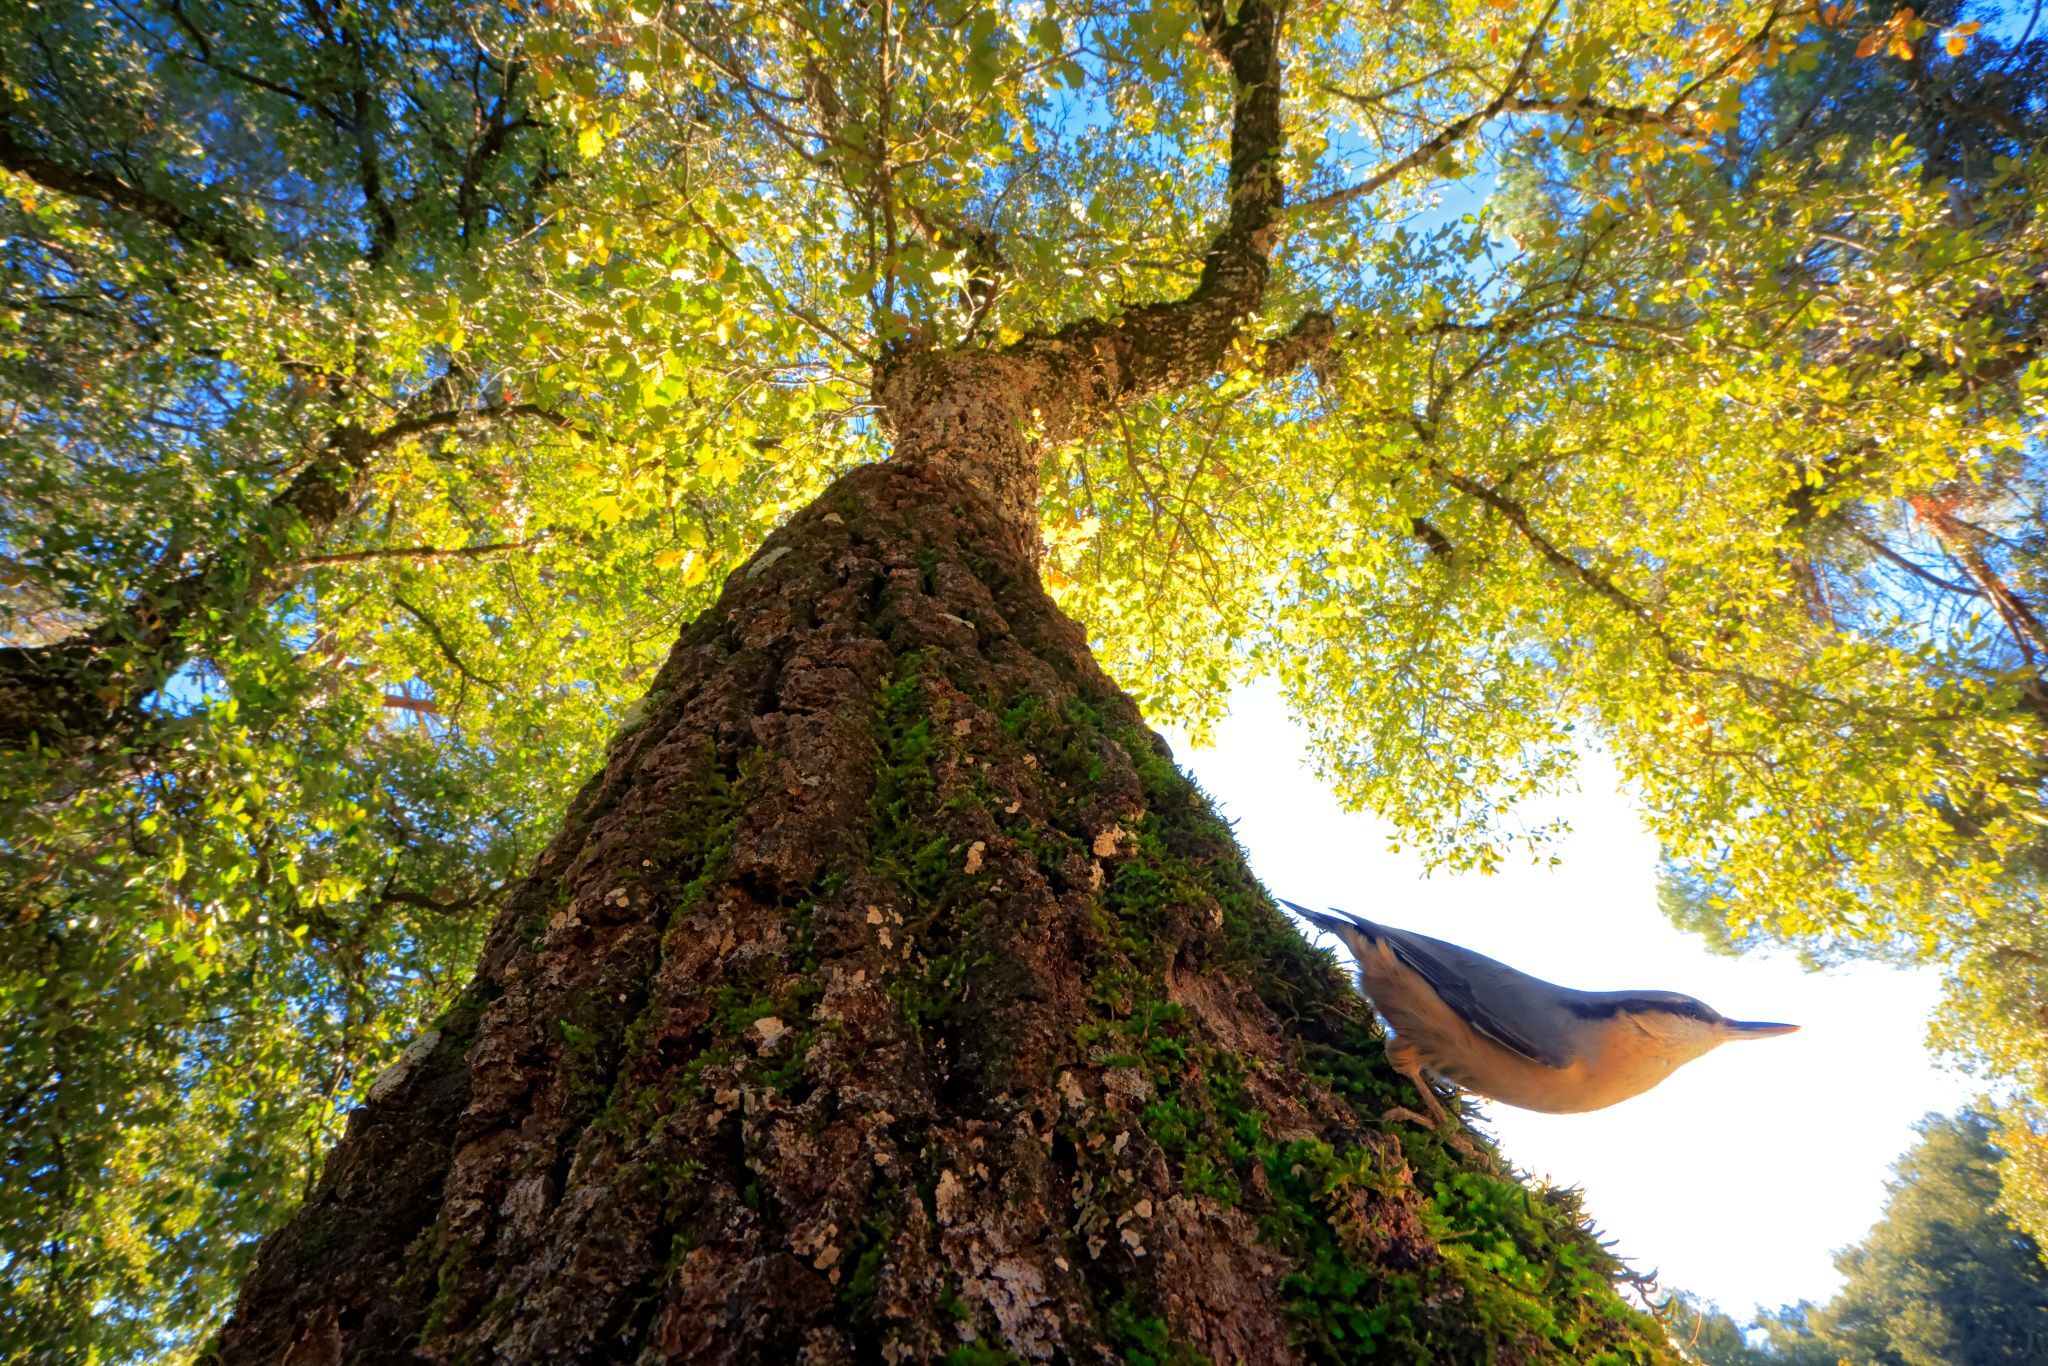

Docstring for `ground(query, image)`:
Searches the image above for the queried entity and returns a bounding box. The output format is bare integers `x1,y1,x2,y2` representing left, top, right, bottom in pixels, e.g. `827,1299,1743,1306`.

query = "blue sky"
1160,681,1977,1318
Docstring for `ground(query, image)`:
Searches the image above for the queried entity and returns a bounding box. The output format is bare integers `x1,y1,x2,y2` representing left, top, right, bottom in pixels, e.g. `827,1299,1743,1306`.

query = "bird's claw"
1379,1105,1484,1161
1379,1105,1439,1130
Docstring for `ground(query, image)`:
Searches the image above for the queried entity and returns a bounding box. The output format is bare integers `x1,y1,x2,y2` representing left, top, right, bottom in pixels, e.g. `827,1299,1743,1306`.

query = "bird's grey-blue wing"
1370,923,1578,1070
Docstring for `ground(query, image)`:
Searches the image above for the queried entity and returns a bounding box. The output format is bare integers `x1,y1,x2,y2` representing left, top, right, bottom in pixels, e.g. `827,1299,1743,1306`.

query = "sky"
1155,681,1979,1319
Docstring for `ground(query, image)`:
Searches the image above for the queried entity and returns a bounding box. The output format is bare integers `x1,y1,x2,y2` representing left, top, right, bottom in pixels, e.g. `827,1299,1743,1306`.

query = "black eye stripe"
1569,997,1711,1021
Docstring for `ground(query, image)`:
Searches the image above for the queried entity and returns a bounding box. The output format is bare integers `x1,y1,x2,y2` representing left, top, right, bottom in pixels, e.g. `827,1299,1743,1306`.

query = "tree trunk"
206,460,1665,1363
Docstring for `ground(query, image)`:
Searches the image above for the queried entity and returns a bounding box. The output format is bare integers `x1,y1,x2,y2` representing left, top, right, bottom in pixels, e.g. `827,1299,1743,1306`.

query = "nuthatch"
1280,901,1798,1125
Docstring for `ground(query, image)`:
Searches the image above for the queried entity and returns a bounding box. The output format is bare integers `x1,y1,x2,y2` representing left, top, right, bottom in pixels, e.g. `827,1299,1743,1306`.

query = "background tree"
5,0,2046,1358
1669,1110,2048,1365
1807,1111,2048,1364
1660,1292,1835,1366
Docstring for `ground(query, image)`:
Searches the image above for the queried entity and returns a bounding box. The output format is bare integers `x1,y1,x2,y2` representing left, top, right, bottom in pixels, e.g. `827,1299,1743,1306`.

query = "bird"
1278,901,1798,1127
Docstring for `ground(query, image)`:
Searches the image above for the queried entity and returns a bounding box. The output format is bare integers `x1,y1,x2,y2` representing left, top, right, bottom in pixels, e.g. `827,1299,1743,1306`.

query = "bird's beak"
1724,1020,1800,1040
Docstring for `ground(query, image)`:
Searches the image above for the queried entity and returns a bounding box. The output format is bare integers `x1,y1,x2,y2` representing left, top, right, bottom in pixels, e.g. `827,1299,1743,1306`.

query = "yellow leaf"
652,549,684,571
1693,23,1737,60
1857,8,1912,59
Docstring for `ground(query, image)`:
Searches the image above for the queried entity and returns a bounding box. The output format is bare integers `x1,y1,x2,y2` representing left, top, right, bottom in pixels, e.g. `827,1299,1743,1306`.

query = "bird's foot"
1379,1105,1439,1130
1379,1105,1483,1161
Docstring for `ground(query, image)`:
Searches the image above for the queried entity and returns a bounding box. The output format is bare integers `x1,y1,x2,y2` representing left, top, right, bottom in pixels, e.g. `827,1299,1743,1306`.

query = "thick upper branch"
1001,0,1290,435
875,0,1291,522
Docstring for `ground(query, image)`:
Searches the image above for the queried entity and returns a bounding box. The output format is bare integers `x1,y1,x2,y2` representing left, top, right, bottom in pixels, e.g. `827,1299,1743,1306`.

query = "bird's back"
1299,908,1586,1070
1362,918,1566,1000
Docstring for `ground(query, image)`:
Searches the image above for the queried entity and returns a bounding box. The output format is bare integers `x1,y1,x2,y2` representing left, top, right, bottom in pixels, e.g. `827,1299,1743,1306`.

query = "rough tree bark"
205,451,1666,1363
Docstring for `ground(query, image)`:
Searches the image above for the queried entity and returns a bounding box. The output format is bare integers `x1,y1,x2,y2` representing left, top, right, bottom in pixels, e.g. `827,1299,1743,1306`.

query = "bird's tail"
1278,898,1366,938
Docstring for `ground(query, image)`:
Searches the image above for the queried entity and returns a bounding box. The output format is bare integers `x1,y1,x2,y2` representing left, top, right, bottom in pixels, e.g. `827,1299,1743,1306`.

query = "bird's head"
1597,991,1799,1065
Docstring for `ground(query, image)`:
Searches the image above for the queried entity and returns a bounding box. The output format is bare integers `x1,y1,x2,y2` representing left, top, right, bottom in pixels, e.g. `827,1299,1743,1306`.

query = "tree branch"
957,0,1296,441
456,59,535,243
363,401,575,455
1854,530,1983,599
1913,496,2048,667
0,401,564,751
290,537,545,570
1426,458,1658,628
393,592,503,694
1499,94,1701,131
1410,517,1457,561
0,101,256,266
1260,311,1339,380
1427,457,1968,726
371,880,503,915
1291,0,1562,219
339,22,399,264
161,0,353,128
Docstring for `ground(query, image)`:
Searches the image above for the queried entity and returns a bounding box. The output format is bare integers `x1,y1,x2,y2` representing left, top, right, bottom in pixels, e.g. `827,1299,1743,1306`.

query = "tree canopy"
2,0,2044,1358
